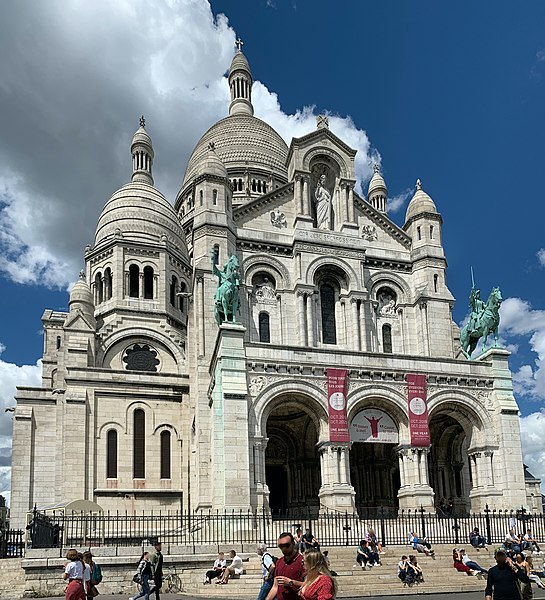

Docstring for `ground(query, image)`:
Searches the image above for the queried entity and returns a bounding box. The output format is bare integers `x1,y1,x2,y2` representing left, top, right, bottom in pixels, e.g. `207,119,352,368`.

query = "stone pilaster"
397,446,435,510
209,323,252,510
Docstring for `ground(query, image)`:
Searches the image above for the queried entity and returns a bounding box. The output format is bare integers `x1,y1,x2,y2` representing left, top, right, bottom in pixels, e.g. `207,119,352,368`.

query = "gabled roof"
233,182,293,222
286,127,357,165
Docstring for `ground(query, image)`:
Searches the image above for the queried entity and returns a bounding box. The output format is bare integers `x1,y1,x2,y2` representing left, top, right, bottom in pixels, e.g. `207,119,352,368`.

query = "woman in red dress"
452,548,478,576
299,550,337,600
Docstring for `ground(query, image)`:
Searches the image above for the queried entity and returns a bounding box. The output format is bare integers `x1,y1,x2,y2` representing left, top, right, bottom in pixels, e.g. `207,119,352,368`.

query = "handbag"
88,585,100,597
132,574,141,584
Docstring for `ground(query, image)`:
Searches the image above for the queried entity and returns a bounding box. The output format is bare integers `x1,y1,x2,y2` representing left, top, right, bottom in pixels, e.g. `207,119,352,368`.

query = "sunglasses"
278,542,293,549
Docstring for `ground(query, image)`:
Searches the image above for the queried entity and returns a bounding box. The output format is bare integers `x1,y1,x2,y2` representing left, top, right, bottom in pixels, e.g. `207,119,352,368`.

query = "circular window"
123,343,160,372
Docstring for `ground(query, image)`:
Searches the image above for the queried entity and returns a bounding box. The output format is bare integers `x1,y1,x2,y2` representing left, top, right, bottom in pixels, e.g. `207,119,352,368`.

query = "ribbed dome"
194,143,228,179
68,274,95,321
182,114,288,187
95,182,187,256
368,166,387,196
230,51,252,76
131,125,153,148
405,179,437,222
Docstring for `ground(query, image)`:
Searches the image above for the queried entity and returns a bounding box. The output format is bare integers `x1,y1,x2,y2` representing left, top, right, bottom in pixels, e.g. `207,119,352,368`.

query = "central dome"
182,114,289,187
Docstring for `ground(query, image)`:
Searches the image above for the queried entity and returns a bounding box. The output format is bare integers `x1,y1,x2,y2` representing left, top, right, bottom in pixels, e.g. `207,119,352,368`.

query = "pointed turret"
228,39,254,116
368,163,388,213
131,115,154,185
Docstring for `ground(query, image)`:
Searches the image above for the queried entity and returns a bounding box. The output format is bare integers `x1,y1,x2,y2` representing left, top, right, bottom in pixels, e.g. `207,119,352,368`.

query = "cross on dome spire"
373,163,380,174
228,38,254,116
235,37,244,52
139,115,146,128
131,116,154,185
416,178,422,190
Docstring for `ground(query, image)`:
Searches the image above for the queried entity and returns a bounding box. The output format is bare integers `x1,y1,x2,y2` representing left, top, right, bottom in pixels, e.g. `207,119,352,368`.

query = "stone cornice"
364,256,412,273
237,239,293,256
403,211,444,230
232,182,293,221
354,192,412,248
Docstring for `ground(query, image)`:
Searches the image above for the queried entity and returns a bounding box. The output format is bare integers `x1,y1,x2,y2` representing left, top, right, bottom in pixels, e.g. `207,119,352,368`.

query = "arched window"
129,264,139,298
434,274,439,293
417,226,422,241
170,275,178,306
133,409,145,478
213,189,218,205
56,336,61,350
95,272,103,304
252,179,256,192
179,282,186,312
238,178,242,191
160,430,171,479
320,284,337,344
199,190,203,206
263,182,267,193
430,225,434,239
382,324,393,354
104,268,113,300
259,312,270,343
106,429,118,479
143,266,154,299
212,244,219,266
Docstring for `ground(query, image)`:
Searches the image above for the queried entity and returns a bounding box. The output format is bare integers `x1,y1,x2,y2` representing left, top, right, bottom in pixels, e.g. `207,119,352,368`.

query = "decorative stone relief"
249,375,270,396
361,224,378,241
378,290,397,316
253,278,276,304
270,209,287,228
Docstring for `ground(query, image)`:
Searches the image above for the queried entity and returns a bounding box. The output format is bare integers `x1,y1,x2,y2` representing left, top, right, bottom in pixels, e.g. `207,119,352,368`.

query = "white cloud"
387,187,413,214
499,297,545,399
0,344,42,502
520,410,545,492
537,248,545,267
0,0,378,289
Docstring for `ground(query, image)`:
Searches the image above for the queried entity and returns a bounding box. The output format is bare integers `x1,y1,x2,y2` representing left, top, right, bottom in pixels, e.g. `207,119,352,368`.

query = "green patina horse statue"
211,247,240,326
460,286,502,359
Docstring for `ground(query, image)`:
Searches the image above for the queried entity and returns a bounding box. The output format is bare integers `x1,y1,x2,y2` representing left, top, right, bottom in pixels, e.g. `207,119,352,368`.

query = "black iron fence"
22,505,545,553
0,528,24,558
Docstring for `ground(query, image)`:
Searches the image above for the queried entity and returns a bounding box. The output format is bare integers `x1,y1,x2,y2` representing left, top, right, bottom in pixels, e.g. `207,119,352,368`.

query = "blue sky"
1,0,545,493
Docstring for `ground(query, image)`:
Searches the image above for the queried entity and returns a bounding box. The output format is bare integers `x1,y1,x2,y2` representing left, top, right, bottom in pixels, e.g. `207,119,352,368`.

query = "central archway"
265,402,321,516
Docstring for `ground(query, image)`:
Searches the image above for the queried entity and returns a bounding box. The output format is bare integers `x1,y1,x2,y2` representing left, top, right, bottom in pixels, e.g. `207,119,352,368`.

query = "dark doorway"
266,466,288,513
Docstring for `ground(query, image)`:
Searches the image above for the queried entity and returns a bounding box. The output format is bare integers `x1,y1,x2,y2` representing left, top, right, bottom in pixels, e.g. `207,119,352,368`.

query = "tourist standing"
82,551,102,598
256,544,276,600
149,541,163,600
485,548,529,600
130,552,154,600
265,532,304,600
63,549,86,600
298,550,336,600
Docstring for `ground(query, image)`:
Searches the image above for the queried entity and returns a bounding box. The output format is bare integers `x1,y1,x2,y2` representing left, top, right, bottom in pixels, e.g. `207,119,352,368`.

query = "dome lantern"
405,177,438,223
131,115,154,185
368,163,388,213
228,39,254,117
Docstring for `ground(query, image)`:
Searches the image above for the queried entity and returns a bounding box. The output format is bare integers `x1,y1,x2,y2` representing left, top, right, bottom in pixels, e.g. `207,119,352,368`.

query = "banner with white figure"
327,368,350,442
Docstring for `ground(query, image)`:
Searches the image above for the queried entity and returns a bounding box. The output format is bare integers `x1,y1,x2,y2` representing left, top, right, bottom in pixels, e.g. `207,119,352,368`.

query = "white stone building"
10,49,537,528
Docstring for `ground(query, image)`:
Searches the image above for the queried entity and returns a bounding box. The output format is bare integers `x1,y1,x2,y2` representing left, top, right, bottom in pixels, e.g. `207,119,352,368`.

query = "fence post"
379,506,386,548
484,504,492,546
343,511,351,547
453,514,459,545
420,505,426,538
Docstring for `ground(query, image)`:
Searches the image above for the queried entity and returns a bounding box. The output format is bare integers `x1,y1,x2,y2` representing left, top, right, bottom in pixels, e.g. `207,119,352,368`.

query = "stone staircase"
177,544,494,598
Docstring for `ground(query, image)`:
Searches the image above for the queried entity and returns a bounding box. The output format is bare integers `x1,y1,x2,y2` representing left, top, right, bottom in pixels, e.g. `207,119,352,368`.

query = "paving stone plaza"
10,46,541,535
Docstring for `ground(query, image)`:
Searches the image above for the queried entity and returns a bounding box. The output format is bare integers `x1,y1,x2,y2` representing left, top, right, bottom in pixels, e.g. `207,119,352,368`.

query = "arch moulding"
305,255,359,291
242,254,291,289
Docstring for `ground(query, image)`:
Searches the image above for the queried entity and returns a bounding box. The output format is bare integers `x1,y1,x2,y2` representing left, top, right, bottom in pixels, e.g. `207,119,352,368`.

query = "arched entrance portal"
265,403,321,515
349,407,400,515
429,413,471,514
350,444,400,512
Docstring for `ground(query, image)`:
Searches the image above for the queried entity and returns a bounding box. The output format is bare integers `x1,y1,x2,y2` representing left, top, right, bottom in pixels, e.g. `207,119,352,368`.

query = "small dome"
194,143,228,179
368,164,387,196
230,51,252,77
69,272,95,319
405,179,437,222
131,125,152,149
182,114,288,187
94,182,188,257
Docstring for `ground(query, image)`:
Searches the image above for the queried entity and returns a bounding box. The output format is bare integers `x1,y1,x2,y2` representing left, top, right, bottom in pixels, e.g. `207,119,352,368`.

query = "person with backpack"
257,544,276,600
82,551,102,598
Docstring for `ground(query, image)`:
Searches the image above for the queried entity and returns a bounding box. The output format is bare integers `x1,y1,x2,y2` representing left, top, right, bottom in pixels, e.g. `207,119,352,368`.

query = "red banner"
327,368,350,442
406,373,430,447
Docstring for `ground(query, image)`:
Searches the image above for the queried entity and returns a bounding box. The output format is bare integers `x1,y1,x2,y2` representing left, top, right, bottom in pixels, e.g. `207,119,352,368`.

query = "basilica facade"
10,49,539,528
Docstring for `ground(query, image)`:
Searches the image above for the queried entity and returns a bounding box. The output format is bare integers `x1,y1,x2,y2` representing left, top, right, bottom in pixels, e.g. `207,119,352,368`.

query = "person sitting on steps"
217,550,243,585
469,527,487,549
203,552,226,585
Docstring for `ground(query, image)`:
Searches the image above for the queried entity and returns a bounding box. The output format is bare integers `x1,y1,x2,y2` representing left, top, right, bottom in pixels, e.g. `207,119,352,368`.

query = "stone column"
397,447,435,511
306,293,315,347
398,450,406,488
139,273,144,298
297,292,306,346
348,185,355,223
350,298,361,351
419,448,430,486
276,294,284,345
302,176,309,216
295,174,302,214
360,300,368,352
318,442,356,513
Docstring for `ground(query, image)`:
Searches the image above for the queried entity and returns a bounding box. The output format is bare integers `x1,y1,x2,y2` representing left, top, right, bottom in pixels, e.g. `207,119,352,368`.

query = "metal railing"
0,529,24,558
22,505,544,554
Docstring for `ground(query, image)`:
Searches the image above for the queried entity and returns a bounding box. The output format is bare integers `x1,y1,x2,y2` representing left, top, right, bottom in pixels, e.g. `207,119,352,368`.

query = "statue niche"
310,159,339,230
377,287,397,317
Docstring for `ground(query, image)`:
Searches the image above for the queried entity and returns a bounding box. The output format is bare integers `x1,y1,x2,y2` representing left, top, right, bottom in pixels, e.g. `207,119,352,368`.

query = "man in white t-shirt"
256,544,276,600
523,529,542,554
218,550,244,584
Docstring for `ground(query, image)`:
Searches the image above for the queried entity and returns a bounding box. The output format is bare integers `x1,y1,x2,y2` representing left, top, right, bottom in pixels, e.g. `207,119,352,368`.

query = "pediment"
63,310,95,331
233,182,295,232
354,192,412,253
